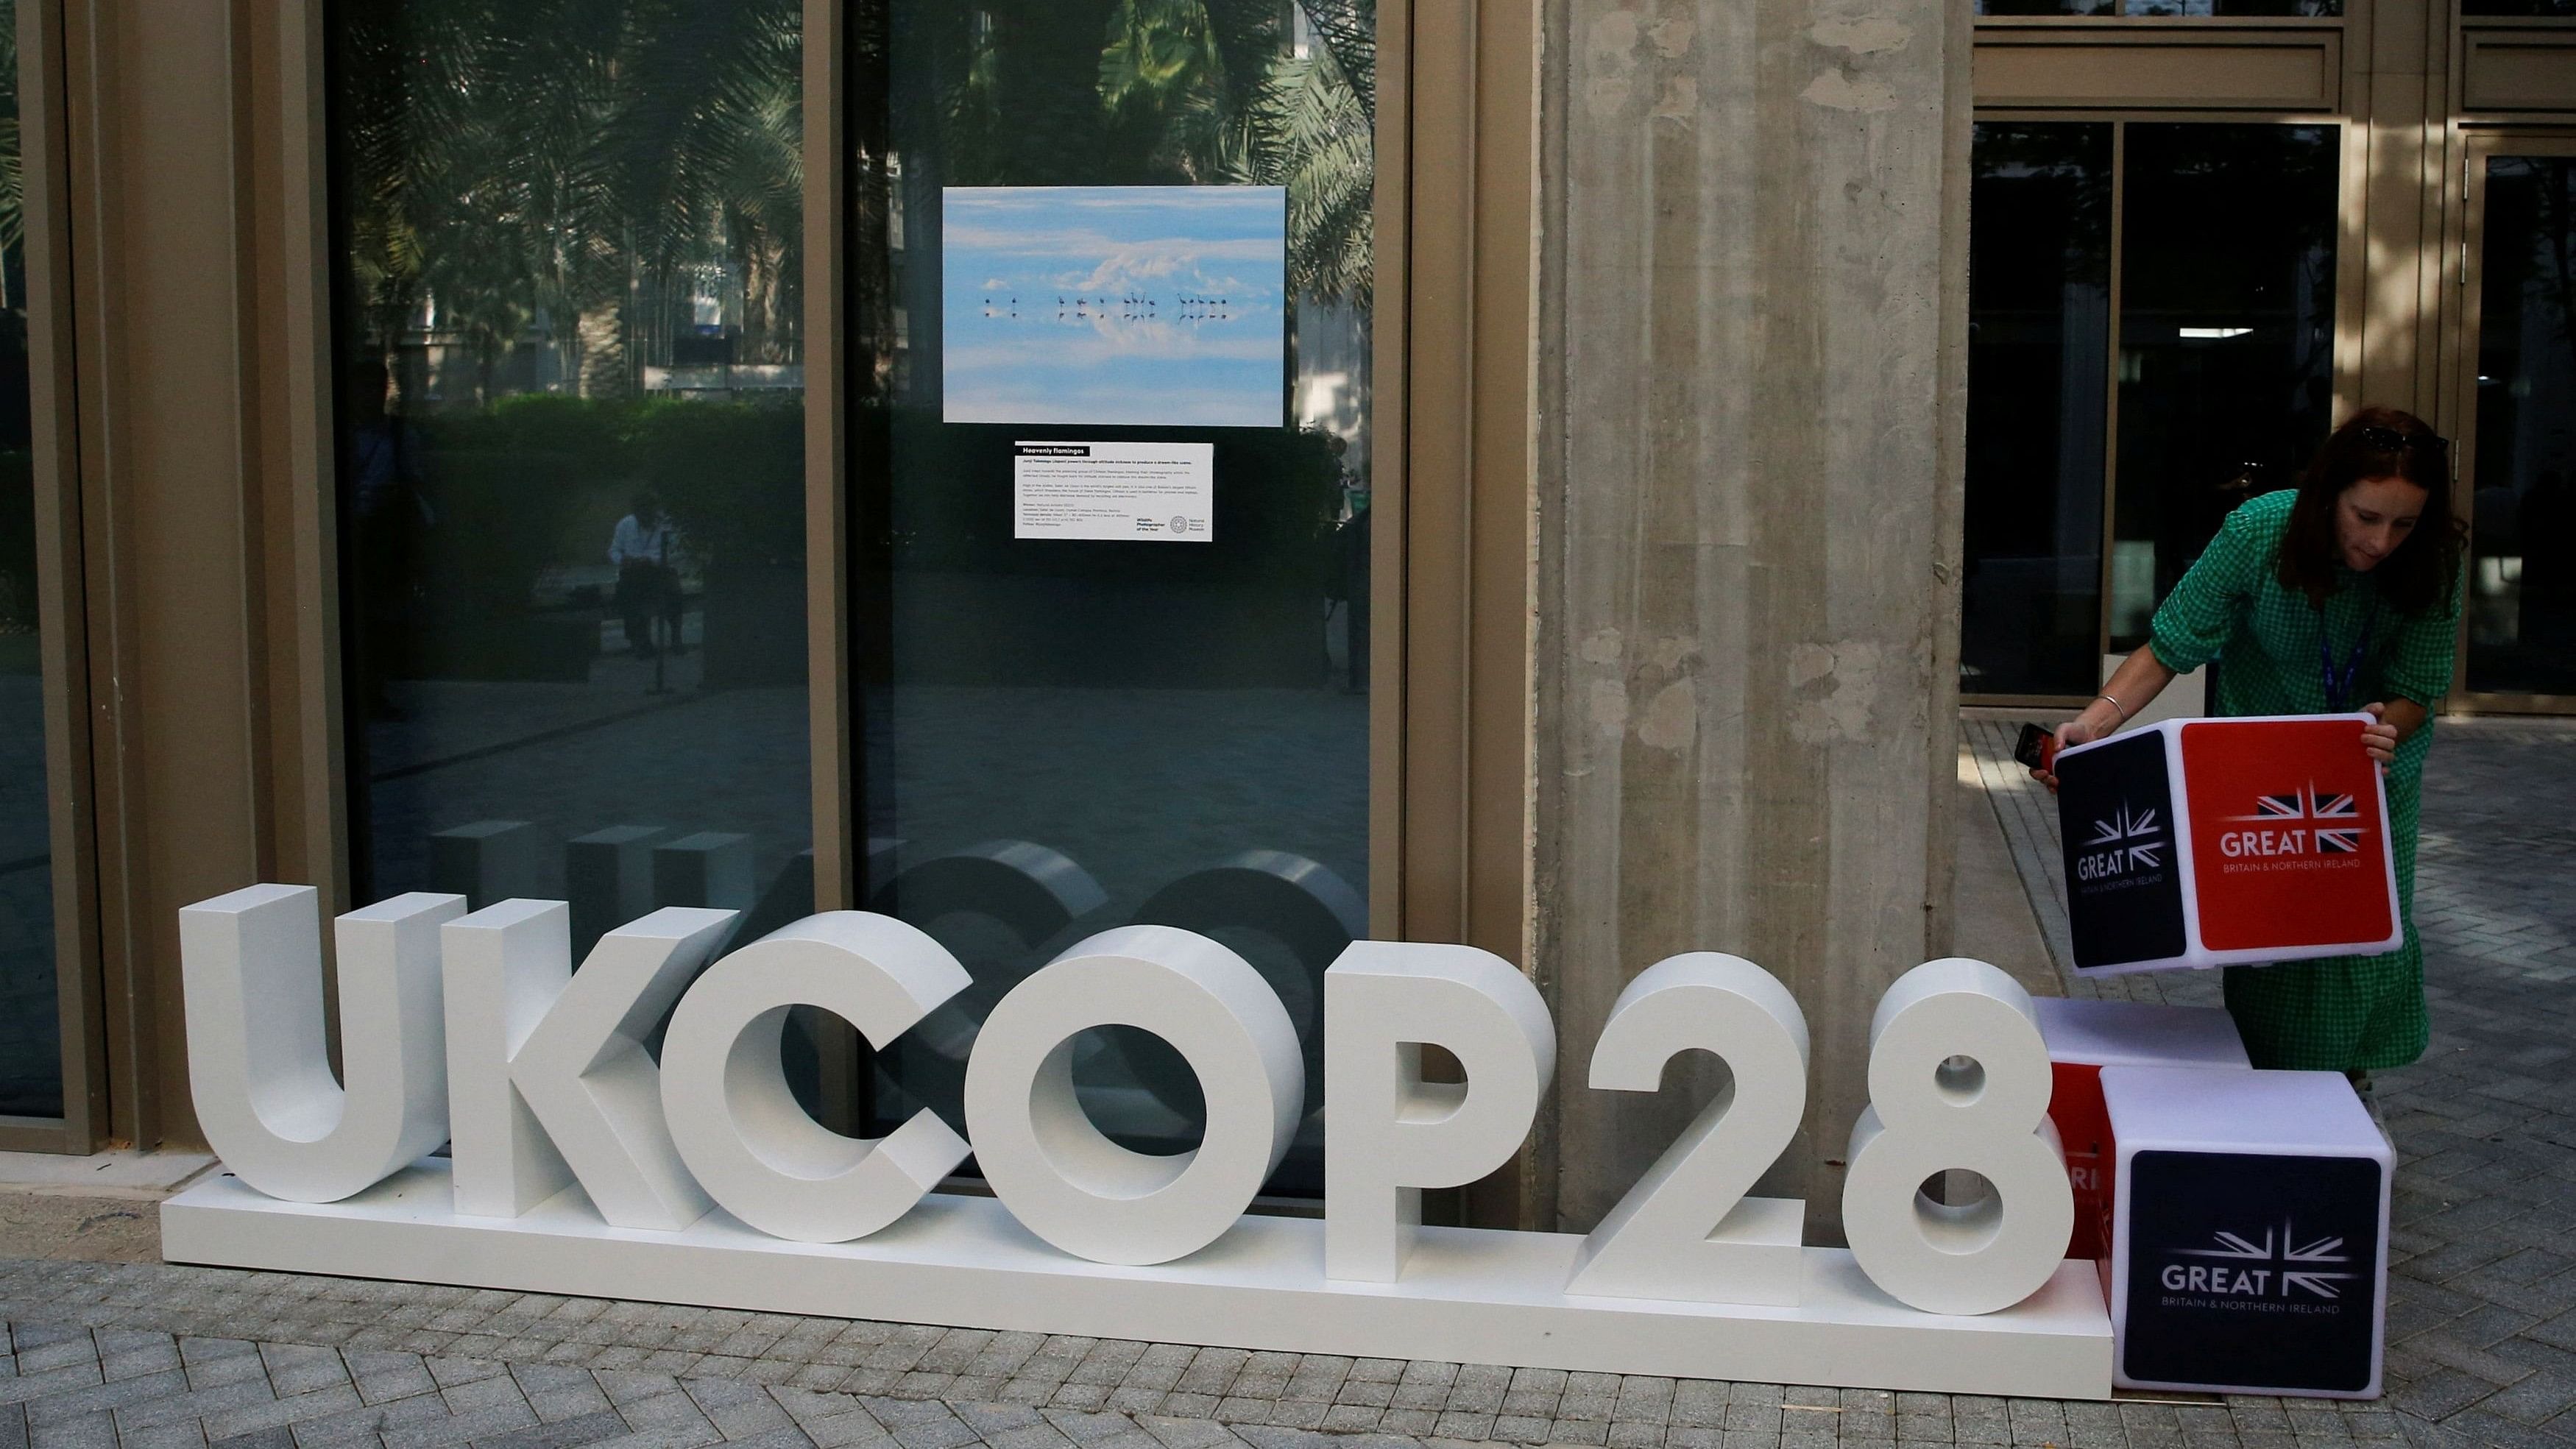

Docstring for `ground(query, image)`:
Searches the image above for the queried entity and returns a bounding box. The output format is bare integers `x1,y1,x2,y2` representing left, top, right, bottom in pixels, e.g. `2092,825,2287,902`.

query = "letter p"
1323,941,1554,1282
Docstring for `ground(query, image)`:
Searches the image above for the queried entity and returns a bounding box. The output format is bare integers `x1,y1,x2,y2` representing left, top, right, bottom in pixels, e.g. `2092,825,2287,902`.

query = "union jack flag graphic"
2176,1220,2357,1300
2228,785,2366,853
2087,804,2164,868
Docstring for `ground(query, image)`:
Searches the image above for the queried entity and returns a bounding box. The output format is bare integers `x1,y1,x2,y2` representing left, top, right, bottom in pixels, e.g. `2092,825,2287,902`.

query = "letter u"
179,884,461,1202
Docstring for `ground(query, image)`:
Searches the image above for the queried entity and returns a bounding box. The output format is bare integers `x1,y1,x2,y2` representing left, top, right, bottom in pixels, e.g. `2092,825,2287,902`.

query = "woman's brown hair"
2275,405,2465,617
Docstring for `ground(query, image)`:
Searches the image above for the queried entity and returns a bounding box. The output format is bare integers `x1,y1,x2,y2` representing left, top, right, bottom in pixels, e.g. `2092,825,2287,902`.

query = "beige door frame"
2441,127,2576,717
0,0,108,1155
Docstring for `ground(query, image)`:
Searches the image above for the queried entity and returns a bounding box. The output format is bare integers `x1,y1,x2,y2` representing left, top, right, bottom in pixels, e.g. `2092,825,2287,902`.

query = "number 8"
1841,958,2072,1315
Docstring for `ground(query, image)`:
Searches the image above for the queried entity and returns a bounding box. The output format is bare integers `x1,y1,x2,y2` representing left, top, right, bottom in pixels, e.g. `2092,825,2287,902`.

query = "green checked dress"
2146,488,2463,1072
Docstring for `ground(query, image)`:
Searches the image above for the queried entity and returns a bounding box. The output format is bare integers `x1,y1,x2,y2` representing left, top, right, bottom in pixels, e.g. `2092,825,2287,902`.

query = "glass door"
1961,117,2342,702
844,1,1379,1199
2460,141,2576,708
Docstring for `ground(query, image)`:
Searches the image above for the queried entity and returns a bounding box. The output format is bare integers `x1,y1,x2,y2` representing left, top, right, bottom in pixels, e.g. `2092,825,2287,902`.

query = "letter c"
661,912,974,1242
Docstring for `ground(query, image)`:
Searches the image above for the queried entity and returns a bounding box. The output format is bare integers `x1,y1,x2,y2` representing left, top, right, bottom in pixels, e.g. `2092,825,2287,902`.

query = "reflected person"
609,488,684,659
1333,500,1368,694
347,358,430,719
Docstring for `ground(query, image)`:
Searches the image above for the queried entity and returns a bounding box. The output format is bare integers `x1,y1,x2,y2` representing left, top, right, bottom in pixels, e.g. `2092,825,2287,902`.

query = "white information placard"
1013,442,1214,542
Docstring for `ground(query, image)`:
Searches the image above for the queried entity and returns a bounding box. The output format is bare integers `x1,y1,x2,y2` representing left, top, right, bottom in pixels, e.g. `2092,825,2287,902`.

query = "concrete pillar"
1533,0,1970,1241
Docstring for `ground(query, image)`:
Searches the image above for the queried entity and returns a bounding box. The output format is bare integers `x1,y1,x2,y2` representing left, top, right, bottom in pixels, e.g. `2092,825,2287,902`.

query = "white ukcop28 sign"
163,886,2113,1398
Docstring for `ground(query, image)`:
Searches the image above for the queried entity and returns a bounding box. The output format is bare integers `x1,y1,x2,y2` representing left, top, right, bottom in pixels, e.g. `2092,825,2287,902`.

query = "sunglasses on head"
2354,425,2450,456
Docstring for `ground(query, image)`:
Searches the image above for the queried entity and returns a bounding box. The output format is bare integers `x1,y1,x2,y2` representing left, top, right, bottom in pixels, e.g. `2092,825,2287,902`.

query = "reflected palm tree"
336,0,1374,406
336,0,803,397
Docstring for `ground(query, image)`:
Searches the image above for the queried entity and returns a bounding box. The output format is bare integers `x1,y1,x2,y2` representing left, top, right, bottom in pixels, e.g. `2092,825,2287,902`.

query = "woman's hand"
2360,702,2399,769
2031,702,2122,793
2034,646,2180,793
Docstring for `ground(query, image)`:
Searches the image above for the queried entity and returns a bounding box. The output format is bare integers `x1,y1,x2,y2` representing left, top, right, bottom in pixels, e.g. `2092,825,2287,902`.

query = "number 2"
1567,953,1808,1306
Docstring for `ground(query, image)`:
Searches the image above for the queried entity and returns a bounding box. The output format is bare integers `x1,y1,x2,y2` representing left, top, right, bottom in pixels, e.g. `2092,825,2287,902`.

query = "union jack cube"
2098,1066,2391,1397
2053,715,2404,975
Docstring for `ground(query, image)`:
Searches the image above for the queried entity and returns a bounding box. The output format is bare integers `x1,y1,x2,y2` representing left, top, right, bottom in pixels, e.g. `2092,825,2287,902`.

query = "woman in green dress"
2032,407,2467,1081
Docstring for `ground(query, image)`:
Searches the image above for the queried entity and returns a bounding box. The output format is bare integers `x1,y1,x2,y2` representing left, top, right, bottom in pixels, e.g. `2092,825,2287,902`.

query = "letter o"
963,925,1302,1266
662,912,974,1243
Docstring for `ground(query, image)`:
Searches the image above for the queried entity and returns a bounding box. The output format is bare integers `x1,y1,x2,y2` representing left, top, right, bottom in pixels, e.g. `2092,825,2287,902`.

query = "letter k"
510,907,737,1230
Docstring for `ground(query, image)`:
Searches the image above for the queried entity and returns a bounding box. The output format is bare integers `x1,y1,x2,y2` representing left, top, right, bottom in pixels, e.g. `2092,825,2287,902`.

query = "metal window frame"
796,0,1537,1218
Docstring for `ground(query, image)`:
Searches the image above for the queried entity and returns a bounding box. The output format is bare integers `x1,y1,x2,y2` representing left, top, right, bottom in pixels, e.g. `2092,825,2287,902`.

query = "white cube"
2100,1066,2391,1397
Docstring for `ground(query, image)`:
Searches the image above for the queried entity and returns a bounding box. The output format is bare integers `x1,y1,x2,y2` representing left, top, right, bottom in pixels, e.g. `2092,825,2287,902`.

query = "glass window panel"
1975,0,2115,17
1963,121,2112,697
849,0,1373,1197
329,4,813,963
0,0,64,1121
2122,0,2342,15
2109,123,2340,652
2468,156,2576,698
2459,0,2576,15
1978,0,2341,14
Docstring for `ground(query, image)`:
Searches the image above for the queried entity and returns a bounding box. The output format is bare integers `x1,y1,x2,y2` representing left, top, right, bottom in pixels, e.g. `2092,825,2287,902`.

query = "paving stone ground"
0,715,2566,1449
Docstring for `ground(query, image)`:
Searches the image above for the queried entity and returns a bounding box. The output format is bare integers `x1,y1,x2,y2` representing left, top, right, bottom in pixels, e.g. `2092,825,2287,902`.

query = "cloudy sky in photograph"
941,185,1287,428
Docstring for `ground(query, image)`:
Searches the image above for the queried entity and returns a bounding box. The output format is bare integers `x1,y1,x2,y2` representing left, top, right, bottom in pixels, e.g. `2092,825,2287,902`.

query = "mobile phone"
2013,721,2059,774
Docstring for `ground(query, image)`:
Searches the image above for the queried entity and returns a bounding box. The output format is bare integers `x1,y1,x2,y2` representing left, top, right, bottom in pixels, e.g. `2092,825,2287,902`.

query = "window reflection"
2110,124,2339,651
0,0,64,1121
2120,0,2340,14
2469,157,2576,698
330,2,813,959
1975,0,2115,15
849,0,1373,1196
1963,123,2112,697
1975,0,2338,14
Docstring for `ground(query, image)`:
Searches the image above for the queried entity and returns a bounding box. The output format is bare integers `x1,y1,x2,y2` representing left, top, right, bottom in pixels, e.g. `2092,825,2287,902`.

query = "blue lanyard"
2319,597,2377,712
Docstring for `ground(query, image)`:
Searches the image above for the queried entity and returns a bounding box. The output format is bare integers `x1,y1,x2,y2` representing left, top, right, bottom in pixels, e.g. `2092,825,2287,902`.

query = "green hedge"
412,394,806,575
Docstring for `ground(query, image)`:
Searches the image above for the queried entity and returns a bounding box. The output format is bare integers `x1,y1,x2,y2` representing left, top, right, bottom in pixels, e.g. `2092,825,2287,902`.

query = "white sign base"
164,1161,2112,1399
